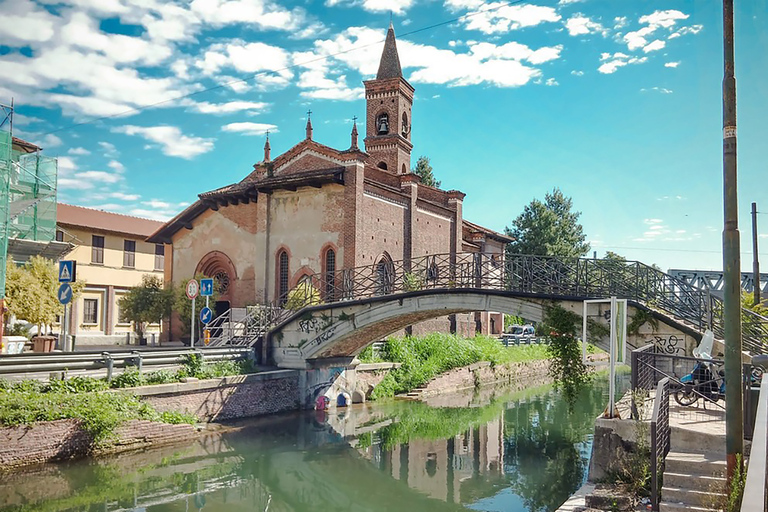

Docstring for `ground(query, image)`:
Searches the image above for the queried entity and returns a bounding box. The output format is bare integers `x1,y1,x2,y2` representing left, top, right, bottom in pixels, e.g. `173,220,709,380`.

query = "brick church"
149,24,511,341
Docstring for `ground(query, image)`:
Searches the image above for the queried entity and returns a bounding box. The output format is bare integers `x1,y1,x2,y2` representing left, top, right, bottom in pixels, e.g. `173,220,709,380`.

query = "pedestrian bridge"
208,252,768,369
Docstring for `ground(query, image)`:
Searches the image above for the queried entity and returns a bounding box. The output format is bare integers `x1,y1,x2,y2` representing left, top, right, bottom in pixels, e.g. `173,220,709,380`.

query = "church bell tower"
364,23,414,175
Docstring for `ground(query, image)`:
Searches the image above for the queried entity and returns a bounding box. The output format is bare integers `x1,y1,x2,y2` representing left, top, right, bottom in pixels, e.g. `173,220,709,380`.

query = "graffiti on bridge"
648,334,685,355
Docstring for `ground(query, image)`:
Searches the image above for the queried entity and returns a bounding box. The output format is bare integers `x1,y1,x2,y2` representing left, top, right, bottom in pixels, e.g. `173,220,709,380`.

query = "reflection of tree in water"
504,381,609,512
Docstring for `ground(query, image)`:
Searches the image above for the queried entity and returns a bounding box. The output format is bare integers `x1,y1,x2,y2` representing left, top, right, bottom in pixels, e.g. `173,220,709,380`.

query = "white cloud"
98,141,119,158
110,192,140,201
446,1,561,34
598,54,647,74
558,0,583,4
108,160,125,172
571,70,584,76
190,0,319,33
644,218,663,225
641,86,673,94
222,122,278,136
68,147,91,155
545,78,559,86
565,14,606,36
113,125,214,159
643,40,666,53
614,16,628,29
669,25,703,39
327,0,414,14
129,202,187,221
142,199,171,209
41,134,62,148
623,10,690,51
76,170,122,183
664,61,680,68
189,100,269,114
57,156,77,173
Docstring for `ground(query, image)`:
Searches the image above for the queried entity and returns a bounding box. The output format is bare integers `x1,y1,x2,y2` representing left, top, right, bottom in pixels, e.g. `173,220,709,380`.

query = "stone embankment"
0,369,299,472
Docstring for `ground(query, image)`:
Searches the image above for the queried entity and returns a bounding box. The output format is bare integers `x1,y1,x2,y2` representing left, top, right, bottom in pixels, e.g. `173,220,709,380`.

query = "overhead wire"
40,0,531,136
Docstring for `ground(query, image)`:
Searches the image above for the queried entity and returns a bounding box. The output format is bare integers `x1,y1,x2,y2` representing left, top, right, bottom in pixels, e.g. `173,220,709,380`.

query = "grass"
0,388,197,443
360,333,550,399
0,354,254,443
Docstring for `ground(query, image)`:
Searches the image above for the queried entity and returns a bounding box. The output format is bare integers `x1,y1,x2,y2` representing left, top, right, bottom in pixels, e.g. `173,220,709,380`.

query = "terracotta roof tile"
57,203,164,238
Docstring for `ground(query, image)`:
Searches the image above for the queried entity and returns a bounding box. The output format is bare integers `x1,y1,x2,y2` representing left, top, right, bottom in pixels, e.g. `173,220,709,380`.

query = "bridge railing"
249,252,768,353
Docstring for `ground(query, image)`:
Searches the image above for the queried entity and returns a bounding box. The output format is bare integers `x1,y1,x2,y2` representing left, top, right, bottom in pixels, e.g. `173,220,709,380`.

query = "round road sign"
200,306,213,324
58,283,73,305
186,279,199,299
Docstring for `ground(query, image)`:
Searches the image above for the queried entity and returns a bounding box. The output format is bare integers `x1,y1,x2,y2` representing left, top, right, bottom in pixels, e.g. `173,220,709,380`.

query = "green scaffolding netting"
0,130,11,298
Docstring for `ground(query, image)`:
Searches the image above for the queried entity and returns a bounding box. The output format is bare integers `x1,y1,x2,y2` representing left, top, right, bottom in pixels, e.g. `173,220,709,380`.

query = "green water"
0,374,627,512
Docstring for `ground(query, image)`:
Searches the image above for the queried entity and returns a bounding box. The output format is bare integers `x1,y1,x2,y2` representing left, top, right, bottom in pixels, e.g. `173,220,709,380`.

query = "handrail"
650,377,671,511
742,375,768,511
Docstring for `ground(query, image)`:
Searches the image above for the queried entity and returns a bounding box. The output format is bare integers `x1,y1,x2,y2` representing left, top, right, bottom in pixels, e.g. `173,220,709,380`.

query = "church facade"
148,25,511,341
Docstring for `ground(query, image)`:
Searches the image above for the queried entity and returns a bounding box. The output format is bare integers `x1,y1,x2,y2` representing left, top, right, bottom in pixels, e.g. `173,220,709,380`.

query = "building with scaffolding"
0,103,71,342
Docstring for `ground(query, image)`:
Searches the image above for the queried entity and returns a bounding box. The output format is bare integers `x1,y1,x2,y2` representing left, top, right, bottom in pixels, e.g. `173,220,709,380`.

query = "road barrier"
0,347,254,380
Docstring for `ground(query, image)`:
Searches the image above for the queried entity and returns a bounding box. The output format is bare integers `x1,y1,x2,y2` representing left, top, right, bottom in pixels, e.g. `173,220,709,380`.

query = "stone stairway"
659,411,727,512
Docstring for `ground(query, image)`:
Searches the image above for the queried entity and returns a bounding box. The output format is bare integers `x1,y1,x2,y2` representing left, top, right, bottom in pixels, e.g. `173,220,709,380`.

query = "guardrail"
0,347,254,380
742,373,768,511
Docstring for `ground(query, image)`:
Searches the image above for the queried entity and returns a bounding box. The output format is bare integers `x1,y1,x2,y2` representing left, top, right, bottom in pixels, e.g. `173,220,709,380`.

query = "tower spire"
263,130,271,162
350,116,358,150
305,109,313,140
376,23,402,79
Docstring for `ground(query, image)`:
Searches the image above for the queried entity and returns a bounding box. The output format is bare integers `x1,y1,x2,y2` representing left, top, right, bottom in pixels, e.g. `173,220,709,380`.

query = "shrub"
46,376,109,394
144,370,178,385
284,281,321,310
110,369,144,389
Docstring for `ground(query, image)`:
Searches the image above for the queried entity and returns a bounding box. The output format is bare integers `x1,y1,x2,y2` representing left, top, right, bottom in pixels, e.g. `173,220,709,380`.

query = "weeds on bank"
361,333,549,399
602,389,651,498
0,388,197,443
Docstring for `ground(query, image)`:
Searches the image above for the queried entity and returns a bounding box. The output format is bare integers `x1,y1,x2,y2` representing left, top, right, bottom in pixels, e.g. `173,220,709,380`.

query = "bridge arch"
270,290,559,368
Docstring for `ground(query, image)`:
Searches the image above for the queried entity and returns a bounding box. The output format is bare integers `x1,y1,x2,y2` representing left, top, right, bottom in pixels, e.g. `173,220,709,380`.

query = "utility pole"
722,0,743,481
752,202,760,305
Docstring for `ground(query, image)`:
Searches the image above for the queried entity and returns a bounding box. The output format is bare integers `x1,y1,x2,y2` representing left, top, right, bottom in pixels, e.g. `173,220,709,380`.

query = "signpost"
186,279,199,348
200,278,214,346
58,261,75,351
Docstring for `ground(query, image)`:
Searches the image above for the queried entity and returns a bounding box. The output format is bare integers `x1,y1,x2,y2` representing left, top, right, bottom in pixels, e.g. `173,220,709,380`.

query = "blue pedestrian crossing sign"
58,283,73,305
200,307,213,325
200,278,214,297
59,260,76,282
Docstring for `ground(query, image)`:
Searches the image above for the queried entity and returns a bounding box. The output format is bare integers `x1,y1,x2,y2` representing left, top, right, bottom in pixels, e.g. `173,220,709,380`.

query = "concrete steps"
660,451,726,512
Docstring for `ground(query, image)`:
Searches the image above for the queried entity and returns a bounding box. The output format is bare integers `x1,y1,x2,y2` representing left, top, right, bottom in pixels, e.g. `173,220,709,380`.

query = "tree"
118,275,173,341
5,256,85,335
505,188,590,259
411,156,441,188
285,280,321,311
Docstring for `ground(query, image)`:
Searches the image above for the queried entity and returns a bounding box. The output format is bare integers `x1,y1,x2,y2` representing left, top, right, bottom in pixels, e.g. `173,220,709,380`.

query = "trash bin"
32,336,56,353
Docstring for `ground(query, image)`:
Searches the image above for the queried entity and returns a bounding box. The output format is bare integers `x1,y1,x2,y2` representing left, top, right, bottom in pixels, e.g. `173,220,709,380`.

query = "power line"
40,0,531,137
599,245,768,257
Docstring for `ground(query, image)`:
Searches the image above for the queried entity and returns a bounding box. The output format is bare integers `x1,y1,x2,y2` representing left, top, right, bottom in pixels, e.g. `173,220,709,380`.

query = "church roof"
376,23,403,80
462,220,514,243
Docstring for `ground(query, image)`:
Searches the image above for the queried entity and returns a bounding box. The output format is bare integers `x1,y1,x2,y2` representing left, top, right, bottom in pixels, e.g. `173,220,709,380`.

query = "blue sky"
1,0,766,272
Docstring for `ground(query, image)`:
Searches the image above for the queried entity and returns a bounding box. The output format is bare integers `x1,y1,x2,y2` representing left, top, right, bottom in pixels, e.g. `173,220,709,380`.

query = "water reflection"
0,374,626,512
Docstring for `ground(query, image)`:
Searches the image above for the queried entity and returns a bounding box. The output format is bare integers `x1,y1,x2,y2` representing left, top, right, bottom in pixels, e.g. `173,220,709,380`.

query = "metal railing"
285,253,768,353
206,306,284,347
742,374,768,512
499,334,545,346
205,252,768,350
0,347,253,380
650,377,671,511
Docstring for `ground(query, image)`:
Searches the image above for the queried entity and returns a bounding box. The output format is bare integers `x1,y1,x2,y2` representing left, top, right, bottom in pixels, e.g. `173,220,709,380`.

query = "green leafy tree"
505,188,590,259
5,257,85,335
411,156,441,188
118,275,173,340
173,274,220,338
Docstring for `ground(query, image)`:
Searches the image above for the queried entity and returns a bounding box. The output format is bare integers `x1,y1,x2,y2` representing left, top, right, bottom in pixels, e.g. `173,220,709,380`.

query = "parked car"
509,325,535,336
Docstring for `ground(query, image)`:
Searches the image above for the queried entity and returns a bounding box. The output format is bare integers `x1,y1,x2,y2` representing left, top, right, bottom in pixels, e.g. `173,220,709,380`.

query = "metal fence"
650,377,672,511
499,334,545,346
0,347,253,380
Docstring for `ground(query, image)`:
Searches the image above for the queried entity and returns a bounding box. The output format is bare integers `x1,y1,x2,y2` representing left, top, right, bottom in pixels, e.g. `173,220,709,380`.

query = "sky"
1,0,767,272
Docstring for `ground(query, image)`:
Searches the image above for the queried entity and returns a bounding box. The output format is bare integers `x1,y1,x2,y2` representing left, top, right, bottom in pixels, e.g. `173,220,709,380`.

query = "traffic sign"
57,283,73,305
200,278,214,297
186,279,199,299
200,306,213,324
59,260,76,282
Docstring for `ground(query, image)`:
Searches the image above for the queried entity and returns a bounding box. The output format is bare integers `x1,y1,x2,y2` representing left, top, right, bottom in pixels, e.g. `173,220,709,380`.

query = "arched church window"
324,248,336,301
375,254,394,295
278,250,289,305
377,161,388,170
376,112,389,135
401,112,409,136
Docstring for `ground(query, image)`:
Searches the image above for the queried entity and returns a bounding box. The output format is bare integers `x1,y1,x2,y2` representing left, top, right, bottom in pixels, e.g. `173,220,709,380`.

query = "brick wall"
135,371,300,421
0,419,194,472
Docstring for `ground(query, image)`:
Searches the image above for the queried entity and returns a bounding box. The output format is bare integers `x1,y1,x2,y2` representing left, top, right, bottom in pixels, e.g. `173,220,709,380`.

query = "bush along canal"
0,372,628,512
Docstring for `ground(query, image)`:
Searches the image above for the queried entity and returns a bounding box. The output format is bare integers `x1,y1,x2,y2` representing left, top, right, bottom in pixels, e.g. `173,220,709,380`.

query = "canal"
0,373,627,512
